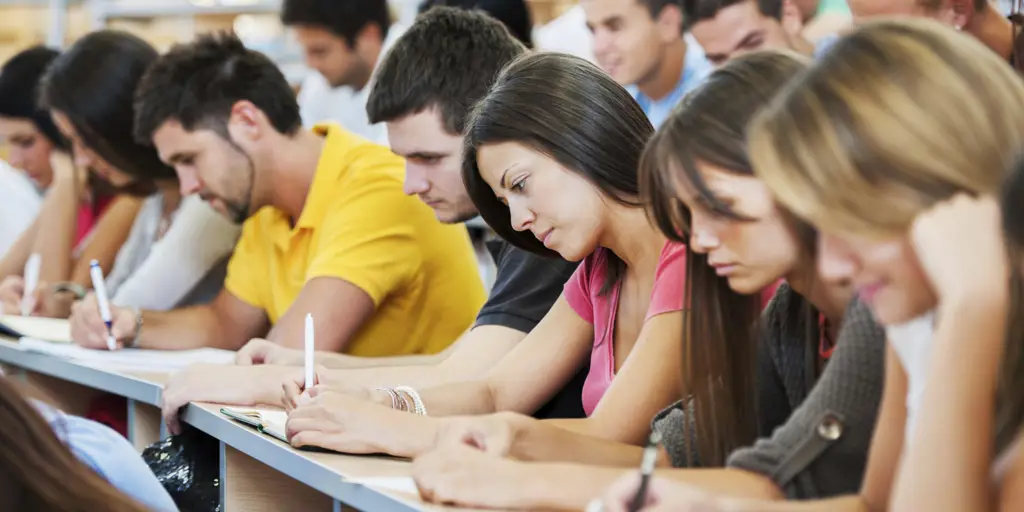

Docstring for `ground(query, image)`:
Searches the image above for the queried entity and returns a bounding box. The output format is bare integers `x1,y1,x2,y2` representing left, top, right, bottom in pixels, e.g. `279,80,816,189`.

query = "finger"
235,347,254,365
306,384,329,399
282,380,302,412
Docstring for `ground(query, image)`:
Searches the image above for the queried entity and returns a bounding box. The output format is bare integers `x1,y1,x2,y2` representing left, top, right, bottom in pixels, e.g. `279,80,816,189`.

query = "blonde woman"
599,18,1024,512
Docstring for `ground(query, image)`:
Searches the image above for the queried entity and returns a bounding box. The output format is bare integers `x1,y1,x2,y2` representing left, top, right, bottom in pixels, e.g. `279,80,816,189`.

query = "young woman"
277,52,688,465
0,375,176,511
408,51,887,510
0,31,240,319
596,18,1024,512
0,45,129,302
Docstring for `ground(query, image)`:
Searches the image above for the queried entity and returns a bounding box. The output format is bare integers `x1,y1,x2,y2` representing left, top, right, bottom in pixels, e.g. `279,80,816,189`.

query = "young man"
418,0,535,47
157,8,587,432
69,32,485,361
283,0,403,141
683,0,831,66
582,0,711,127
849,0,1023,72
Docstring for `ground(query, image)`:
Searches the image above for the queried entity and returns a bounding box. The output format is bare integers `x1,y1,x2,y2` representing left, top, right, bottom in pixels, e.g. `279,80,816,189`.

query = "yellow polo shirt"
224,123,485,356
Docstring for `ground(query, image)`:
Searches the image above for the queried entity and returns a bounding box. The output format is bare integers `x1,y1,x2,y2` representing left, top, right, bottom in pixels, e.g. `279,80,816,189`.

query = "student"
410,50,886,510
2,31,239,319
71,33,484,361
284,0,404,141
282,52,686,467
850,0,1023,71
582,0,711,127
0,376,176,511
597,18,1024,511
417,0,534,47
0,46,64,192
157,7,585,432
682,0,833,66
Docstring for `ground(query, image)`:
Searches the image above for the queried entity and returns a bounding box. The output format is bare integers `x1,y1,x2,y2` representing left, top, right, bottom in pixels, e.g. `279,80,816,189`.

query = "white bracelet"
394,386,427,416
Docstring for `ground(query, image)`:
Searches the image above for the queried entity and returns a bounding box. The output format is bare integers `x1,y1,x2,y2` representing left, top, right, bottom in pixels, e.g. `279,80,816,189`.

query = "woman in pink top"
282,53,688,471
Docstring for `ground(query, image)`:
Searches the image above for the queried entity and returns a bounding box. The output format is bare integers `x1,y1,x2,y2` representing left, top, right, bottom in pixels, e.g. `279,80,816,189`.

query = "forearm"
317,349,450,370
417,380,499,417
892,299,1007,511
511,418,652,465
136,306,243,351
33,178,78,284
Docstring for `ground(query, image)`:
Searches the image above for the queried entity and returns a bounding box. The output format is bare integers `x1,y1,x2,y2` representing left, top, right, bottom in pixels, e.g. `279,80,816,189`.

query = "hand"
0,276,45,317
68,292,135,350
910,194,1008,304
598,472,725,512
161,364,302,435
413,443,536,509
432,412,528,457
280,364,334,411
286,387,438,457
236,338,303,365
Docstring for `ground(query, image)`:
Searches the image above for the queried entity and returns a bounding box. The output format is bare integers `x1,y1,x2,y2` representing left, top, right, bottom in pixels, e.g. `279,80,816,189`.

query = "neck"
969,4,1014,61
638,38,687,101
600,205,667,273
156,180,182,214
262,130,326,223
785,268,845,324
352,41,384,91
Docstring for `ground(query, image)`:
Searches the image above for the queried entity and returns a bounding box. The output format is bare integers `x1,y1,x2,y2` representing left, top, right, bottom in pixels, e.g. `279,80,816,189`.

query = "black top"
476,239,588,419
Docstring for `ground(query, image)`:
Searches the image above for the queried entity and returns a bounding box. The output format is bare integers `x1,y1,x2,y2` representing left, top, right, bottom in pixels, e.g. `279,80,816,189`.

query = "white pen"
21,253,41,316
88,260,117,351
304,313,315,390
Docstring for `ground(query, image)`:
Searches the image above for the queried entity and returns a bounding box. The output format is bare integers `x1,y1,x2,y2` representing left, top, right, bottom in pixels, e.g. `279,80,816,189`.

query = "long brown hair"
0,376,151,512
1000,156,1024,451
639,51,813,466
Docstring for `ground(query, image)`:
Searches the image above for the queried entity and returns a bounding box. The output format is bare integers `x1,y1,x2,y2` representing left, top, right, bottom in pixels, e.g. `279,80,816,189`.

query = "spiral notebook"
0,316,72,344
221,407,289,443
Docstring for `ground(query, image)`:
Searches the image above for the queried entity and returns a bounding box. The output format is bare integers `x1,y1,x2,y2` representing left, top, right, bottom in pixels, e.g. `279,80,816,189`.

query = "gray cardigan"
653,284,886,499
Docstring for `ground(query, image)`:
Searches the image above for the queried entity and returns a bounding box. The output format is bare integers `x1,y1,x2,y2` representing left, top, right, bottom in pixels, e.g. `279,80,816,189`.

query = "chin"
726,274,773,296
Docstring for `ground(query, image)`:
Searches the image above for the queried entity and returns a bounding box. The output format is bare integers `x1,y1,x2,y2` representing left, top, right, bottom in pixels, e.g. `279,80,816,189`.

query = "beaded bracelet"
375,387,400,410
394,386,427,416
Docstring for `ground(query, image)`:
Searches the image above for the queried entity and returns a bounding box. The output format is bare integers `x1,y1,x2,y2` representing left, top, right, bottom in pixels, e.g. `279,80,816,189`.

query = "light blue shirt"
627,36,713,128
38,403,178,511
814,34,841,58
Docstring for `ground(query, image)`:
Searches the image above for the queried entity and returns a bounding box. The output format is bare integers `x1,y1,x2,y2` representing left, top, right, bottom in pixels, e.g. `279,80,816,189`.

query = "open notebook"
0,316,72,343
221,407,289,443
18,337,236,372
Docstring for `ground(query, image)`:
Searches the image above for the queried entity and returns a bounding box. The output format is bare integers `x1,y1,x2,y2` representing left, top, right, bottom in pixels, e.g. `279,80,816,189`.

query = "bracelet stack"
375,386,428,416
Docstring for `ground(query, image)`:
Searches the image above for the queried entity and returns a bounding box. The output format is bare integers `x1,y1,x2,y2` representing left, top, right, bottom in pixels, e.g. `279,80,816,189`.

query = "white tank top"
885,311,937,443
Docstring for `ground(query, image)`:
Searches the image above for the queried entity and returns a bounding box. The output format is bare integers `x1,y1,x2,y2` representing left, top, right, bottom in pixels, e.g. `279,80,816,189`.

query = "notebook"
221,407,289,443
348,477,419,495
0,316,72,343
18,337,236,372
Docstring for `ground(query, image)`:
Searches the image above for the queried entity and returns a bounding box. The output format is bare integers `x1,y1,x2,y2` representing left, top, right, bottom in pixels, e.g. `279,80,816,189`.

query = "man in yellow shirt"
68,32,485,357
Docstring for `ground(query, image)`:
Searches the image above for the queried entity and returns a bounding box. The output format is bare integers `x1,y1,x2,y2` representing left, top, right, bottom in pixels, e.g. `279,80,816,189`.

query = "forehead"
848,0,922,18
690,1,769,50
582,0,651,24
0,116,39,136
386,109,462,155
151,119,219,159
292,25,347,47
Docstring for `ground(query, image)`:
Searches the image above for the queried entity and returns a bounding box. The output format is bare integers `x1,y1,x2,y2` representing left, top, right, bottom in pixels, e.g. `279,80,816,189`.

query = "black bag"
142,427,221,512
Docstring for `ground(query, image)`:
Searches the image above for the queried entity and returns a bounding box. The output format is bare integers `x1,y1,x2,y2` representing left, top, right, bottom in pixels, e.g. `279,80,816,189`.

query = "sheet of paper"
0,316,72,343
348,477,420,495
221,407,289,440
18,337,236,372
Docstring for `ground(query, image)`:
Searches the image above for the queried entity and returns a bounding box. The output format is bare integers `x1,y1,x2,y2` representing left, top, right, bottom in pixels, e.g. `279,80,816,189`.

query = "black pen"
628,430,662,512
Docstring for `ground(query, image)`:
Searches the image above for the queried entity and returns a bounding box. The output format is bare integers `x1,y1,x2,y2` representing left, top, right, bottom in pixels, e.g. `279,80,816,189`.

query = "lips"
534,228,554,248
857,282,885,303
710,262,738,277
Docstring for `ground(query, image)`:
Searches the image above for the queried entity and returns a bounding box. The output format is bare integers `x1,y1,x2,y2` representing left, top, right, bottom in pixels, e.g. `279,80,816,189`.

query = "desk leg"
220,443,334,512
22,371,99,416
127,400,163,451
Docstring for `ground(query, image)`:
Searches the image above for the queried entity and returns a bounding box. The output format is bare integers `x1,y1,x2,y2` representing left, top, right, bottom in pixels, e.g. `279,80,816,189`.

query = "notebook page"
221,407,289,441
18,337,235,371
348,477,419,495
0,316,72,343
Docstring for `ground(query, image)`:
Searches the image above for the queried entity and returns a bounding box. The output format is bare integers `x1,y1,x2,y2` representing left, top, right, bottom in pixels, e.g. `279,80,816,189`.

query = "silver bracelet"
394,386,427,416
375,387,400,410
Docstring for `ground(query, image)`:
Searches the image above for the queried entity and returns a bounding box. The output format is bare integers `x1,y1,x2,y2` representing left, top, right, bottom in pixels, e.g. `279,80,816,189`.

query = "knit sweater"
653,284,886,499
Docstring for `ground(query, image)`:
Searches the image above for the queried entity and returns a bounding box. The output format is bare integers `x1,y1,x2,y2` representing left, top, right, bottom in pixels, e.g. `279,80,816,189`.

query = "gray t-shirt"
653,284,886,499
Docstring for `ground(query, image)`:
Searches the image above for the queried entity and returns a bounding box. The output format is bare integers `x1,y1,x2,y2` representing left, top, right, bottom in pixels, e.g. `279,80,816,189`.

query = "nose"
403,164,429,196
591,29,613,60
507,197,535,232
177,168,202,196
817,233,859,285
7,148,25,169
688,212,720,254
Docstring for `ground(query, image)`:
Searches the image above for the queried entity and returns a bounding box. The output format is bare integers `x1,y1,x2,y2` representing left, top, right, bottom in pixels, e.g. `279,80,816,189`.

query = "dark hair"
418,0,533,48
133,31,303,145
367,6,527,133
998,155,1024,453
0,46,67,151
463,52,653,294
0,377,150,512
639,50,811,466
682,0,783,30
40,31,176,187
281,0,390,46
643,0,685,17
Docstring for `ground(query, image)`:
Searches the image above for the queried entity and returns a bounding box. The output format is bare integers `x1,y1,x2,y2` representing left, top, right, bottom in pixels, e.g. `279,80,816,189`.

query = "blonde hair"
749,18,1024,237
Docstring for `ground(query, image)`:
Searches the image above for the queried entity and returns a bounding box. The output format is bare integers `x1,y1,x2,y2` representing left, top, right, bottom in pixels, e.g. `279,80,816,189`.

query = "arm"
263,277,376,352
999,438,1024,512
67,195,143,287
0,215,40,279
890,299,1007,511
110,196,240,310
31,162,80,287
859,342,908,511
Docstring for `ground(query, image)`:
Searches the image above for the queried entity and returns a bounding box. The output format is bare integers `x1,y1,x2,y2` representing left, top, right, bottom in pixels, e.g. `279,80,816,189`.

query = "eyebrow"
165,152,191,165
499,165,515,190
733,30,764,52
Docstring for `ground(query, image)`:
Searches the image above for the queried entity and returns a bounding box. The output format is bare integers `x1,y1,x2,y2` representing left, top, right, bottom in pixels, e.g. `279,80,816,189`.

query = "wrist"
390,414,440,458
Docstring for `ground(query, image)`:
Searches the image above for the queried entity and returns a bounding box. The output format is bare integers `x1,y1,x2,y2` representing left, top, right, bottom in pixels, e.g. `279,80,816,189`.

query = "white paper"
18,337,235,372
221,407,289,440
348,477,420,495
0,316,72,344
